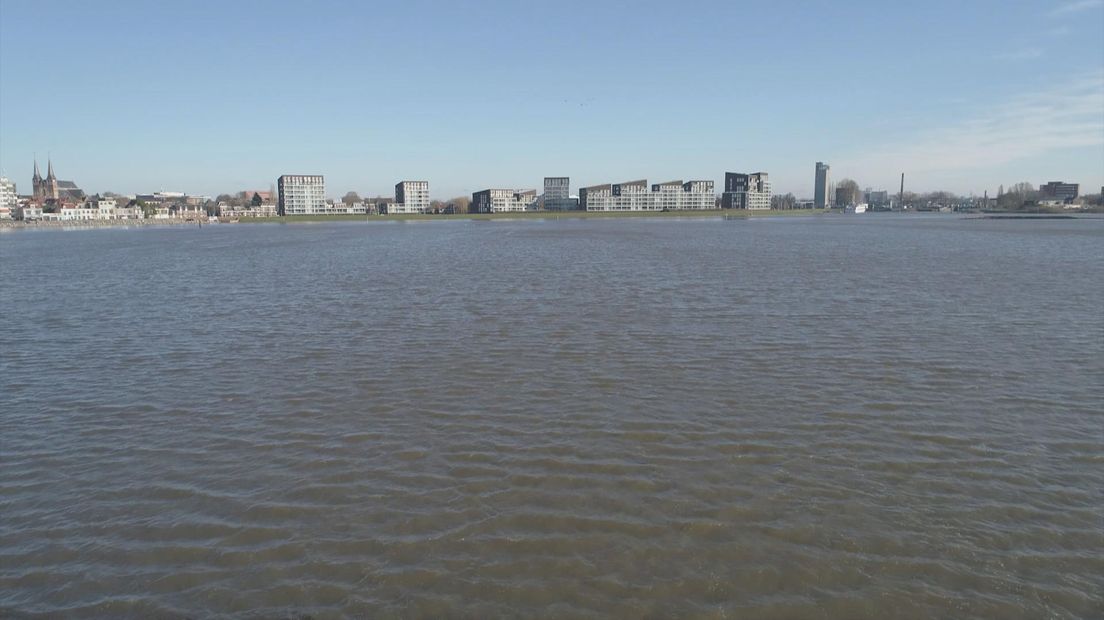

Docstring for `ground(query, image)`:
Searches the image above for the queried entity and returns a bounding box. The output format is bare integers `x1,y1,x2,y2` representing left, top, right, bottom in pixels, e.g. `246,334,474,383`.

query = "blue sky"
1,0,1102,199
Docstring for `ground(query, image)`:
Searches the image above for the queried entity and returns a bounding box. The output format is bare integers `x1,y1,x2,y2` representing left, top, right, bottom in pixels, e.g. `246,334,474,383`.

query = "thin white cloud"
838,72,1104,183
1049,0,1103,16
994,47,1044,60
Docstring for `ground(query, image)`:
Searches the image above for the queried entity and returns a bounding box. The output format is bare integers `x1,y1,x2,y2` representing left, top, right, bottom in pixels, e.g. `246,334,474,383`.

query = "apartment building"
541,177,577,210
579,179,715,211
472,188,538,213
1039,181,1079,204
0,177,16,214
385,180,430,214
722,172,771,210
277,175,326,216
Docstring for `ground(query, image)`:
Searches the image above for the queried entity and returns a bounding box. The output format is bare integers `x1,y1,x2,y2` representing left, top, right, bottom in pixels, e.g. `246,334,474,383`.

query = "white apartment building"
579,179,716,211
0,177,16,215
472,188,538,213
387,180,430,214
277,175,326,216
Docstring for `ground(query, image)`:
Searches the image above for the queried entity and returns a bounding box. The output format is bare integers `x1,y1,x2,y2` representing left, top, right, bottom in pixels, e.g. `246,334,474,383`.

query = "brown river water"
1,215,1101,618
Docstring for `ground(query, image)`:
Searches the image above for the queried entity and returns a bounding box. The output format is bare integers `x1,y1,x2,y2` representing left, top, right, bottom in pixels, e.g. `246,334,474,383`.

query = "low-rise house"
16,202,43,220
115,205,144,219
170,203,207,219
322,200,369,215
219,202,279,218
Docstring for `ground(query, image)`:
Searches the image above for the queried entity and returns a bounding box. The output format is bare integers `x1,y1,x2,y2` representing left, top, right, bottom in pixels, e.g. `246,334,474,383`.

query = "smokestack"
899,173,905,204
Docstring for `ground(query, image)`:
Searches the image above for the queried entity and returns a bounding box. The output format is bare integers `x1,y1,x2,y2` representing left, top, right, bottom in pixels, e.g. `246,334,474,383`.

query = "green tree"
251,192,263,206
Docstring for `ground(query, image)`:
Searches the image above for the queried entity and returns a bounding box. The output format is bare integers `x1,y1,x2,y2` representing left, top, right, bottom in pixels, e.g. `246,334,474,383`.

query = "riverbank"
0,209,830,230
239,208,832,224
0,218,205,230
5,208,1101,230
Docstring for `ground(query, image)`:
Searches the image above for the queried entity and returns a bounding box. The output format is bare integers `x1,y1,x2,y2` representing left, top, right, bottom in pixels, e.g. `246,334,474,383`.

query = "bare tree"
998,182,1037,210
770,193,796,210
447,196,471,214
835,178,861,206
342,191,362,205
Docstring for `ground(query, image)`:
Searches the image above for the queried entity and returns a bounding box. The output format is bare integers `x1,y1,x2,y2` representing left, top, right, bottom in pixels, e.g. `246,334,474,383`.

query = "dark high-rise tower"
814,162,831,209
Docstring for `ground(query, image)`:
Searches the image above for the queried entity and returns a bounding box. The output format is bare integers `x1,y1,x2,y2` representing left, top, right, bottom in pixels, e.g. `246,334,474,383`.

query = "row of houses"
4,193,193,221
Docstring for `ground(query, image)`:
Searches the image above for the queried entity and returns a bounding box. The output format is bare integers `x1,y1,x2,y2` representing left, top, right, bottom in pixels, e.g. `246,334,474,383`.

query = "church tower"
44,159,59,201
32,158,44,202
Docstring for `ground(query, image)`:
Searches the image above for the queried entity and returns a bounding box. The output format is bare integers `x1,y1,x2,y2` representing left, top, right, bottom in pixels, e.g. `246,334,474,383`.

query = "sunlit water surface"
2,215,1101,618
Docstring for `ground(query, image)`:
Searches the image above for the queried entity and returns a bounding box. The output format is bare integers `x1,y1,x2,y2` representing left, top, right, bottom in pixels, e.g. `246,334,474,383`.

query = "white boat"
844,203,868,214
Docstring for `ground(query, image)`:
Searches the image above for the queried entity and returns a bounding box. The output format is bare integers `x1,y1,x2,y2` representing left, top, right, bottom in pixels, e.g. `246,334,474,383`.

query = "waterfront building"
170,203,208,219
721,172,771,210
542,177,577,210
277,175,326,216
1039,181,1079,204
652,180,684,211
31,159,85,203
15,200,43,221
0,177,16,218
579,179,715,211
322,200,369,215
84,195,117,219
114,204,143,219
814,161,831,209
384,181,430,215
53,203,99,221
472,188,538,213
864,189,890,207
218,202,278,218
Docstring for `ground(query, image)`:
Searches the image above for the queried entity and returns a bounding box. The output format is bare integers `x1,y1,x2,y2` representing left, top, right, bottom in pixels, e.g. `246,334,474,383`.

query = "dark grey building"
1039,181,1079,203
814,161,831,209
542,177,577,210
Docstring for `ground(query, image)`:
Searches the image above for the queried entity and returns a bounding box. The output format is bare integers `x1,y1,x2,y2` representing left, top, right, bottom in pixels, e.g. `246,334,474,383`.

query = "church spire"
33,157,41,182
47,158,55,180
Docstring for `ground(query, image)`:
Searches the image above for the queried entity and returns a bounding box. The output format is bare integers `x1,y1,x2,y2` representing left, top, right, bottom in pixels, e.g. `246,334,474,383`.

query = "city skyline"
1,0,1102,198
